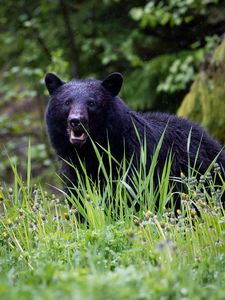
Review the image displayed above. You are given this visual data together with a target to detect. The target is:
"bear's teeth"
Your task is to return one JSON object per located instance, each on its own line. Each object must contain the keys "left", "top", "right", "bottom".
{"left": 70, "top": 130, "right": 76, "bottom": 139}
{"left": 70, "top": 130, "right": 85, "bottom": 140}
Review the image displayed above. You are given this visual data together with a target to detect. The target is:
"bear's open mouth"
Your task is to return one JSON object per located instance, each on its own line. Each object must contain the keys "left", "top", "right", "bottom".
{"left": 69, "top": 129, "right": 87, "bottom": 146}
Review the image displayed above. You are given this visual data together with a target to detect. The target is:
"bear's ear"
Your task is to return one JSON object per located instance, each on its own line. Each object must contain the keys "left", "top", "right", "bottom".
{"left": 45, "top": 73, "right": 64, "bottom": 95}
{"left": 101, "top": 72, "right": 123, "bottom": 96}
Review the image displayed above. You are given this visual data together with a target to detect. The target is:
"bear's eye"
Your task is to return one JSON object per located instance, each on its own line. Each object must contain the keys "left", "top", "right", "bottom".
{"left": 88, "top": 100, "right": 96, "bottom": 107}
{"left": 65, "top": 99, "right": 71, "bottom": 106}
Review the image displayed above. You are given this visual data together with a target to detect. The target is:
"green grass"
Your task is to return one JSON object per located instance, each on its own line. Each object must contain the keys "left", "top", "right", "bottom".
{"left": 0, "top": 143, "right": 225, "bottom": 300}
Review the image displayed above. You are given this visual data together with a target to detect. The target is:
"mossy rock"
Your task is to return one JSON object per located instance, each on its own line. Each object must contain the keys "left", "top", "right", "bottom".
{"left": 177, "top": 38, "right": 225, "bottom": 144}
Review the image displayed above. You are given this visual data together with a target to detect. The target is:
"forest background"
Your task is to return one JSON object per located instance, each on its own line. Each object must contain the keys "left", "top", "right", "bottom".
{"left": 0, "top": 0, "right": 225, "bottom": 187}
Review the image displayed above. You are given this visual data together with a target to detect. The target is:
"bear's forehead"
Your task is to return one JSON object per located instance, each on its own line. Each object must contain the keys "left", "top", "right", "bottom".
{"left": 57, "top": 80, "right": 102, "bottom": 98}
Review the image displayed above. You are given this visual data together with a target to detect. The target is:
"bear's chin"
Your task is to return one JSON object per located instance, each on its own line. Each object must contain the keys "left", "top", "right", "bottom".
{"left": 69, "top": 130, "right": 87, "bottom": 147}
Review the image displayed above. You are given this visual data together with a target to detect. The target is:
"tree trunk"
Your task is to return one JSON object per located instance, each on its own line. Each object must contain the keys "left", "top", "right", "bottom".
{"left": 59, "top": 0, "right": 79, "bottom": 78}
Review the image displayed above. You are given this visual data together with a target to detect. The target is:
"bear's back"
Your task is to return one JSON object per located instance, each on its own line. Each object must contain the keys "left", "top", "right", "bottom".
{"left": 142, "top": 111, "right": 225, "bottom": 173}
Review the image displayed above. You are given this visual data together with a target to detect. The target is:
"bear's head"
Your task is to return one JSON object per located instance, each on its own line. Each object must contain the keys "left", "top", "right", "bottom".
{"left": 45, "top": 73, "right": 123, "bottom": 148}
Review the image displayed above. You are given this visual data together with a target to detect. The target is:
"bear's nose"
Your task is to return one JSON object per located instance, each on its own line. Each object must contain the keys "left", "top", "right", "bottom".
{"left": 69, "top": 118, "right": 81, "bottom": 128}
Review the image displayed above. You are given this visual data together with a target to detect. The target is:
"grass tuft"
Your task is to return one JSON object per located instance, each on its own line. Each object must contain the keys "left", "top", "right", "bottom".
{"left": 0, "top": 142, "right": 224, "bottom": 299}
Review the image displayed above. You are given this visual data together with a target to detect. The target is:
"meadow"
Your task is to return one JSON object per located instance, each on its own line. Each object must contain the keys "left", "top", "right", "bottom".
{"left": 0, "top": 143, "right": 224, "bottom": 300}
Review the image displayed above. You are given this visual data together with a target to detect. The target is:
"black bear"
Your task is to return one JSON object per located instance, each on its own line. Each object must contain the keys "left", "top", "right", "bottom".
{"left": 45, "top": 72, "right": 225, "bottom": 208}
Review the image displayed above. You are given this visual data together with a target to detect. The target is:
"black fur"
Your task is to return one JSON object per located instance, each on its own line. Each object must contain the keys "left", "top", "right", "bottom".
{"left": 45, "top": 73, "right": 225, "bottom": 205}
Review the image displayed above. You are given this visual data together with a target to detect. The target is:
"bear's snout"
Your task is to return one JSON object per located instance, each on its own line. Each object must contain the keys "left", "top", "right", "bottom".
{"left": 67, "top": 115, "right": 89, "bottom": 147}
{"left": 69, "top": 117, "right": 87, "bottom": 129}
